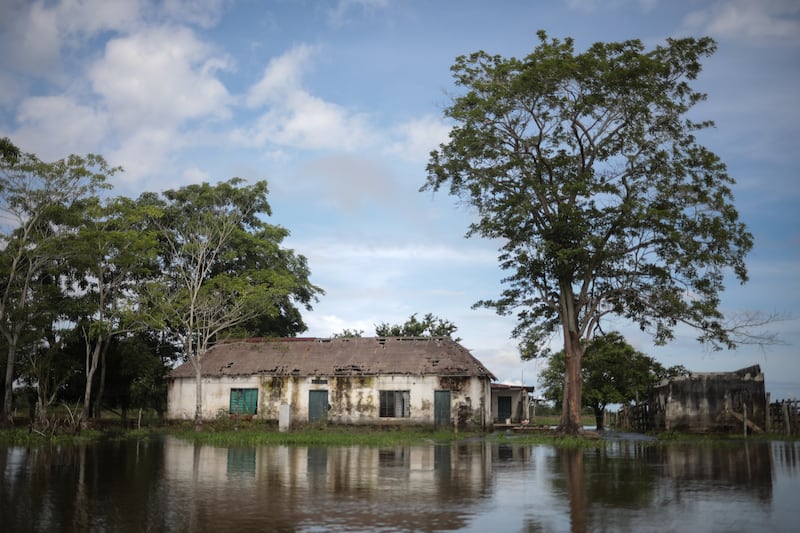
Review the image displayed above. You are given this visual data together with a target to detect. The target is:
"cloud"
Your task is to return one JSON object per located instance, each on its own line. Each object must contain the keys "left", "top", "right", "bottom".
{"left": 296, "top": 155, "right": 396, "bottom": 213}
{"left": 89, "top": 26, "right": 232, "bottom": 131}
{"left": 239, "top": 45, "right": 376, "bottom": 152}
{"left": 682, "top": 0, "right": 800, "bottom": 44}
{"left": 565, "top": 0, "right": 657, "bottom": 13}
{"left": 12, "top": 96, "right": 110, "bottom": 160}
{"left": 327, "top": 0, "right": 390, "bottom": 27}
{"left": 160, "top": 0, "right": 227, "bottom": 29}
{"left": 387, "top": 115, "right": 451, "bottom": 162}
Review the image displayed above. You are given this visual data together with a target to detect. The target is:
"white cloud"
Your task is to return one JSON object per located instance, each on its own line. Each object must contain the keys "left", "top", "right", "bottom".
{"left": 89, "top": 26, "right": 232, "bottom": 131}
{"left": 0, "top": 0, "right": 62, "bottom": 81}
{"left": 246, "top": 44, "right": 314, "bottom": 108}
{"left": 239, "top": 45, "right": 377, "bottom": 152}
{"left": 387, "top": 115, "right": 451, "bottom": 162}
{"left": 327, "top": 0, "right": 390, "bottom": 27}
{"left": 13, "top": 96, "right": 110, "bottom": 160}
{"left": 182, "top": 166, "right": 211, "bottom": 184}
{"left": 682, "top": 0, "right": 800, "bottom": 44}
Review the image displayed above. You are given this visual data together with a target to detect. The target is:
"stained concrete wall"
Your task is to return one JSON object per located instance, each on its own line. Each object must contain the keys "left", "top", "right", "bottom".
{"left": 650, "top": 365, "right": 766, "bottom": 433}
{"left": 168, "top": 373, "right": 491, "bottom": 428}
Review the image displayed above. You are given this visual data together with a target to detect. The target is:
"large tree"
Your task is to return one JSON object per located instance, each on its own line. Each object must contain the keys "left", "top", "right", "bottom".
{"left": 142, "top": 178, "right": 322, "bottom": 428}
{"left": 423, "top": 32, "right": 753, "bottom": 434}
{"left": 0, "top": 150, "right": 111, "bottom": 424}
{"left": 64, "top": 195, "right": 160, "bottom": 427}
{"left": 539, "top": 332, "right": 687, "bottom": 430}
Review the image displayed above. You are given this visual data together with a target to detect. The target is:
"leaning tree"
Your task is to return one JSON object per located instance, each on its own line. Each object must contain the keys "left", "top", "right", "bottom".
{"left": 423, "top": 32, "right": 754, "bottom": 434}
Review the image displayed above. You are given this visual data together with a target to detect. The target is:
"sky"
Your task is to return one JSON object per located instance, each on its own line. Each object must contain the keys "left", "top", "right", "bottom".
{"left": 1, "top": 0, "right": 798, "bottom": 399}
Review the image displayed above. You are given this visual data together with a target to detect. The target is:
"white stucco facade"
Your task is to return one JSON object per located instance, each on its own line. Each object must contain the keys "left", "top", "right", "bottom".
{"left": 168, "top": 373, "right": 492, "bottom": 429}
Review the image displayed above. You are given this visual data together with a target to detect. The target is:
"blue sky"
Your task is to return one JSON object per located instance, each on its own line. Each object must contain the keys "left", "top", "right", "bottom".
{"left": 1, "top": 0, "right": 798, "bottom": 399}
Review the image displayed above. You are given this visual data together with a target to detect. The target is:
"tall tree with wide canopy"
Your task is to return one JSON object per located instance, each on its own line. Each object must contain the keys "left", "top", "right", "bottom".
{"left": 142, "top": 178, "right": 322, "bottom": 428}
{"left": 0, "top": 150, "right": 111, "bottom": 424}
{"left": 64, "top": 195, "right": 161, "bottom": 427}
{"left": 423, "top": 32, "right": 753, "bottom": 434}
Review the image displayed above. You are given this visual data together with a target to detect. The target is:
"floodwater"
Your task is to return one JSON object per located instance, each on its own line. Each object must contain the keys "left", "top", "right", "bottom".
{"left": 2, "top": 434, "right": 799, "bottom": 532}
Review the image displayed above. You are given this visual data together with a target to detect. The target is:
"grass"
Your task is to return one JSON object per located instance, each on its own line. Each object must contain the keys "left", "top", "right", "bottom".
{"left": 2, "top": 413, "right": 795, "bottom": 448}
{"left": 0, "top": 427, "right": 104, "bottom": 447}
{"left": 168, "top": 420, "right": 484, "bottom": 447}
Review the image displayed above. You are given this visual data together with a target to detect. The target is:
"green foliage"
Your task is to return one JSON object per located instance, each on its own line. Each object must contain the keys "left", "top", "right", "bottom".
{"left": 171, "top": 424, "right": 475, "bottom": 447}
{"left": 142, "top": 178, "right": 323, "bottom": 352}
{"left": 332, "top": 329, "right": 364, "bottom": 338}
{"left": 423, "top": 32, "right": 753, "bottom": 432}
{"left": 539, "top": 333, "right": 685, "bottom": 412}
{"left": 375, "top": 313, "right": 460, "bottom": 340}
{"left": 1, "top": 149, "right": 115, "bottom": 423}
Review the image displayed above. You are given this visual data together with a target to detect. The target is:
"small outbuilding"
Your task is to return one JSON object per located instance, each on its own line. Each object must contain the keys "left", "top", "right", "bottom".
{"left": 649, "top": 364, "right": 766, "bottom": 433}
{"left": 167, "top": 337, "right": 497, "bottom": 429}
{"left": 490, "top": 383, "right": 534, "bottom": 425}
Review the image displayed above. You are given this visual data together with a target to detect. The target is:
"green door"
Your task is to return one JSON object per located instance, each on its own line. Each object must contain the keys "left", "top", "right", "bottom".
{"left": 309, "top": 390, "right": 329, "bottom": 422}
{"left": 434, "top": 390, "right": 451, "bottom": 428}
{"left": 230, "top": 388, "right": 258, "bottom": 415}
{"left": 497, "top": 396, "right": 512, "bottom": 422}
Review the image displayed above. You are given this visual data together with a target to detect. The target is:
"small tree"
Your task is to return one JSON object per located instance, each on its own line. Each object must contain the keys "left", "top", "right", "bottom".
{"left": 375, "top": 313, "right": 460, "bottom": 340}
{"left": 539, "top": 332, "right": 686, "bottom": 430}
{"left": 424, "top": 32, "right": 756, "bottom": 434}
{"left": 332, "top": 329, "right": 364, "bottom": 338}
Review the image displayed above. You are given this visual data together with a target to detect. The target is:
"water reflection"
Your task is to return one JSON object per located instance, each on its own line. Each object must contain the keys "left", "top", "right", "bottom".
{"left": 2, "top": 437, "right": 798, "bottom": 532}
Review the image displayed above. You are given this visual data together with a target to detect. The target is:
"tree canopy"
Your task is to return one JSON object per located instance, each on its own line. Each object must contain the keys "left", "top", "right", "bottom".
{"left": 1, "top": 143, "right": 324, "bottom": 429}
{"left": 423, "top": 32, "right": 753, "bottom": 434}
{"left": 141, "top": 178, "right": 323, "bottom": 427}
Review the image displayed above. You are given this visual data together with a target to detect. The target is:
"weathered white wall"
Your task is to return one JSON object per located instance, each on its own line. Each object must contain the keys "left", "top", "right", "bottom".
{"left": 168, "top": 373, "right": 492, "bottom": 428}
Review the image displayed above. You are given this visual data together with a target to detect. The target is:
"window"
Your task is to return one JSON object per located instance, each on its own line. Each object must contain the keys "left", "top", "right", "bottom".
{"left": 230, "top": 388, "right": 258, "bottom": 415}
{"left": 379, "top": 390, "right": 410, "bottom": 418}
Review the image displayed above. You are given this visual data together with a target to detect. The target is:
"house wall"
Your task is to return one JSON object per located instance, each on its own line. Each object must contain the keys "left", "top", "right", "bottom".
{"left": 168, "top": 373, "right": 492, "bottom": 428}
{"left": 650, "top": 368, "right": 766, "bottom": 433}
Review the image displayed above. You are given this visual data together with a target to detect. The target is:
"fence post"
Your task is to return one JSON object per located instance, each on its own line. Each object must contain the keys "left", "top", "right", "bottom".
{"left": 765, "top": 393, "right": 771, "bottom": 433}
{"left": 743, "top": 402, "right": 747, "bottom": 438}
{"left": 783, "top": 402, "right": 791, "bottom": 436}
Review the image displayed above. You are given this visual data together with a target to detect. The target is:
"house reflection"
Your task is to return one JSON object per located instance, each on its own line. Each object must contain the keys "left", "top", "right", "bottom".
{"left": 161, "top": 437, "right": 496, "bottom": 531}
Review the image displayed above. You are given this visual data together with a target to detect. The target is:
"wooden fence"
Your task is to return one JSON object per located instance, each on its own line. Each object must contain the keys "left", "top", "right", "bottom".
{"left": 611, "top": 403, "right": 652, "bottom": 432}
{"left": 768, "top": 399, "right": 799, "bottom": 435}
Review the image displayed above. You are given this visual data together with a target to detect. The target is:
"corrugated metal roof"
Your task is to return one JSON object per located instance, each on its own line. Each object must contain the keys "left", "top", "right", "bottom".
{"left": 169, "top": 337, "right": 497, "bottom": 380}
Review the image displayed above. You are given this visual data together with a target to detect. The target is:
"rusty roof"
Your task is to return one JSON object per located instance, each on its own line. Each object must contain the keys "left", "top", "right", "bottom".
{"left": 169, "top": 337, "right": 497, "bottom": 380}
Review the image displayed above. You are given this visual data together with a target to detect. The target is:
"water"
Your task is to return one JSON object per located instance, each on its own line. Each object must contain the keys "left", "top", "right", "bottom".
{"left": 2, "top": 434, "right": 798, "bottom": 532}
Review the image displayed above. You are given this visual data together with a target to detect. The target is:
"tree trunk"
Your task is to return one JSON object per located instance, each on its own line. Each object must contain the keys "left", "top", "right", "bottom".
{"left": 560, "top": 342, "right": 584, "bottom": 434}
{"left": 593, "top": 405, "right": 605, "bottom": 431}
{"left": 1, "top": 342, "right": 15, "bottom": 426}
{"left": 81, "top": 341, "right": 102, "bottom": 430}
{"left": 93, "top": 347, "right": 108, "bottom": 420}
{"left": 193, "top": 355, "right": 203, "bottom": 431}
{"left": 558, "top": 284, "right": 585, "bottom": 435}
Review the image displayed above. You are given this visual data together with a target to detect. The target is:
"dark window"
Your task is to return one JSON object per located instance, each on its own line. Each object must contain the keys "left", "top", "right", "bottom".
{"left": 230, "top": 388, "right": 258, "bottom": 415}
{"left": 379, "top": 390, "right": 410, "bottom": 418}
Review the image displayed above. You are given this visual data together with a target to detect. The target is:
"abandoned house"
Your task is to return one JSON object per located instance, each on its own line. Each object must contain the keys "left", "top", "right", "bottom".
{"left": 167, "top": 337, "right": 498, "bottom": 429}
{"left": 649, "top": 364, "right": 767, "bottom": 433}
